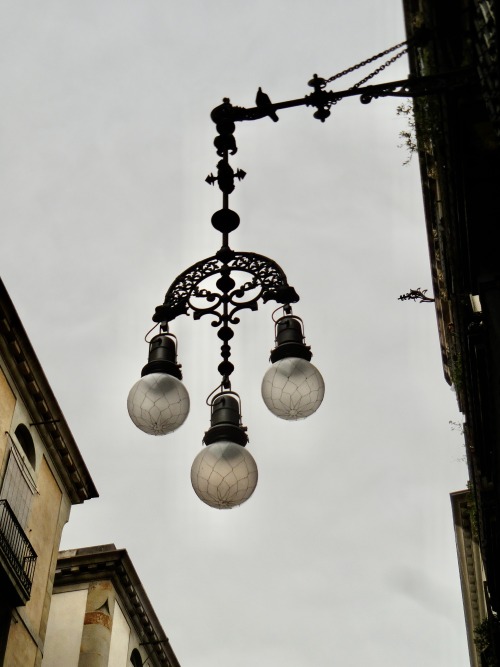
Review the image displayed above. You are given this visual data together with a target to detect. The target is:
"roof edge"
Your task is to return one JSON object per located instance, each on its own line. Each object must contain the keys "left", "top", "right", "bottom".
{"left": 0, "top": 277, "right": 98, "bottom": 503}
{"left": 54, "top": 545, "right": 181, "bottom": 667}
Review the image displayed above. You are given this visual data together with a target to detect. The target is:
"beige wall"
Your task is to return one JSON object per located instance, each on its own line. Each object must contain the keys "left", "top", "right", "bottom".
{"left": 0, "top": 366, "right": 15, "bottom": 471}
{"left": 42, "top": 581, "right": 139, "bottom": 667}
{"left": 79, "top": 580, "right": 116, "bottom": 667}
{"left": 42, "top": 589, "right": 87, "bottom": 667}
{"left": 2, "top": 618, "right": 38, "bottom": 667}
{"left": 108, "top": 600, "right": 130, "bottom": 667}
{"left": 26, "top": 456, "right": 65, "bottom": 632}
{"left": 0, "top": 363, "right": 72, "bottom": 667}
{"left": 43, "top": 586, "right": 149, "bottom": 667}
{"left": 2, "top": 455, "right": 69, "bottom": 667}
{"left": 0, "top": 289, "right": 97, "bottom": 667}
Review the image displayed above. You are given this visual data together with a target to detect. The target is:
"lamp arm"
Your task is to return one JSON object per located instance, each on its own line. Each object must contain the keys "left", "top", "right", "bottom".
{"left": 211, "top": 71, "right": 472, "bottom": 126}
{"left": 207, "top": 70, "right": 472, "bottom": 196}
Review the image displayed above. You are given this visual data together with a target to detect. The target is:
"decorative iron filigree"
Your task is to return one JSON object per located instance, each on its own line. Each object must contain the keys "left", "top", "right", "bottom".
{"left": 154, "top": 251, "right": 298, "bottom": 324}
{"left": 153, "top": 251, "right": 299, "bottom": 384}
{"left": 398, "top": 287, "right": 435, "bottom": 303}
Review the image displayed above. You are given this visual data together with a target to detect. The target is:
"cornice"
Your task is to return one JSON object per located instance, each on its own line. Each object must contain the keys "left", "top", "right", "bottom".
{"left": 451, "top": 490, "right": 486, "bottom": 667}
{"left": 0, "top": 278, "right": 98, "bottom": 504}
{"left": 55, "top": 546, "right": 180, "bottom": 667}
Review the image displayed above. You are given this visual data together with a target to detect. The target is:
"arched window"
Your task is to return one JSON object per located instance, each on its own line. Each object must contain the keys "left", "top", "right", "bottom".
{"left": 14, "top": 424, "right": 36, "bottom": 469}
{"left": 130, "top": 648, "right": 143, "bottom": 667}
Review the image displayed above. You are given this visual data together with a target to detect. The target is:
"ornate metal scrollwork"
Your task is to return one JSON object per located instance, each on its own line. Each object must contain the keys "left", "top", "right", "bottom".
{"left": 153, "top": 251, "right": 299, "bottom": 385}
{"left": 154, "top": 252, "right": 299, "bottom": 325}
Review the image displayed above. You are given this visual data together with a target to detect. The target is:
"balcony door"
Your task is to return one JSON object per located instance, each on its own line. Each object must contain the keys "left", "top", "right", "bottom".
{"left": 1, "top": 435, "right": 37, "bottom": 529}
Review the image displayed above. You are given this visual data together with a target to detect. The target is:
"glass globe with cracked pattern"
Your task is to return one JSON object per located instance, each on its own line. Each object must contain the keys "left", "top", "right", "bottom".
{"left": 261, "top": 356, "right": 325, "bottom": 420}
{"left": 191, "top": 440, "right": 258, "bottom": 509}
{"left": 127, "top": 372, "right": 190, "bottom": 435}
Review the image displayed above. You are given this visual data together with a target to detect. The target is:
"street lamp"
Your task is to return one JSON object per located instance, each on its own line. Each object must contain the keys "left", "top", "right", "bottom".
{"left": 129, "top": 34, "right": 458, "bottom": 508}
{"left": 127, "top": 333, "right": 190, "bottom": 436}
{"left": 191, "top": 392, "right": 257, "bottom": 509}
{"left": 127, "top": 103, "right": 324, "bottom": 509}
{"left": 127, "top": 174, "right": 323, "bottom": 508}
{"left": 262, "top": 311, "right": 325, "bottom": 420}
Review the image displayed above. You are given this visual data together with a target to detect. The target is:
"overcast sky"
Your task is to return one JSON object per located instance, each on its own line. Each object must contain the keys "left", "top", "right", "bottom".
{"left": 0, "top": 2, "right": 470, "bottom": 666}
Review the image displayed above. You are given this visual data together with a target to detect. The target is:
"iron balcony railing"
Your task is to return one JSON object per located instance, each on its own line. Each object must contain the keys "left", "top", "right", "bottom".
{"left": 0, "top": 499, "right": 37, "bottom": 600}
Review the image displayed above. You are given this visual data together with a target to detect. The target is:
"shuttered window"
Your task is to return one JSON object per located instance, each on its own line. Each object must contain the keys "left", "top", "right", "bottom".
{"left": 0, "top": 444, "right": 37, "bottom": 529}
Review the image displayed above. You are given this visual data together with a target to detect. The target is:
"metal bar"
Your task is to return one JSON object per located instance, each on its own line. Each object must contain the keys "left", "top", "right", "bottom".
{"left": 0, "top": 499, "right": 37, "bottom": 597}
{"left": 220, "top": 72, "right": 472, "bottom": 123}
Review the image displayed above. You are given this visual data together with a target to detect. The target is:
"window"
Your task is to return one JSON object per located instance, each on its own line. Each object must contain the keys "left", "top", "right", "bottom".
{"left": 130, "top": 648, "right": 143, "bottom": 666}
{"left": 1, "top": 427, "right": 37, "bottom": 528}
{"left": 14, "top": 424, "right": 36, "bottom": 469}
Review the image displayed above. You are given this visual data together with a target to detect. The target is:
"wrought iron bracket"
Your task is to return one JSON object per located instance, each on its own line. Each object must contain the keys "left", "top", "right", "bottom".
{"left": 211, "top": 70, "right": 471, "bottom": 125}
{"left": 209, "top": 70, "right": 473, "bottom": 169}
{"left": 149, "top": 61, "right": 471, "bottom": 388}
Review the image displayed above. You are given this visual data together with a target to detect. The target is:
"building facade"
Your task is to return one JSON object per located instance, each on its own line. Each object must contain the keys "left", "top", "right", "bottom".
{"left": 402, "top": 0, "right": 500, "bottom": 663}
{"left": 42, "top": 545, "right": 181, "bottom": 667}
{"left": 451, "top": 490, "right": 488, "bottom": 667}
{"left": 0, "top": 278, "right": 98, "bottom": 666}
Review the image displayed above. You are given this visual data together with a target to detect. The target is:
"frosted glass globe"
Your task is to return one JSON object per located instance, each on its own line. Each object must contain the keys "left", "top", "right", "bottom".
{"left": 127, "top": 373, "right": 190, "bottom": 435}
{"left": 191, "top": 440, "right": 258, "bottom": 509}
{"left": 261, "top": 357, "right": 325, "bottom": 420}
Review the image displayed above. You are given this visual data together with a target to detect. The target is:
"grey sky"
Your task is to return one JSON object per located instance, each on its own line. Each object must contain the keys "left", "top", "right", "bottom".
{"left": 0, "top": 2, "right": 469, "bottom": 665}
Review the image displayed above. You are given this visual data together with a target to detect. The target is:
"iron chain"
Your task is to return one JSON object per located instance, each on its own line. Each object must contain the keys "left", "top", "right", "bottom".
{"left": 350, "top": 48, "right": 408, "bottom": 88}
{"left": 325, "top": 40, "right": 408, "bottom": 85}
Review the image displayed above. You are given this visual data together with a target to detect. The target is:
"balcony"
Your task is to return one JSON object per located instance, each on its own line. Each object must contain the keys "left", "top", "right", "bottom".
{"left": 0, "top": 499, "right": 37, "bottom": 605}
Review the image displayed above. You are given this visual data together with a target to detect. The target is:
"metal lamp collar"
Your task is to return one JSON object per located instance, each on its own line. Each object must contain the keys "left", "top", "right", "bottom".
{"left": 203, "top": 393, "right": 249, "bottom": 447}
{"left": 270, "top": 314, "right": 312, "bottom": 363}
{"left": 141, "top": 333, "right": 183, "bottom": 380}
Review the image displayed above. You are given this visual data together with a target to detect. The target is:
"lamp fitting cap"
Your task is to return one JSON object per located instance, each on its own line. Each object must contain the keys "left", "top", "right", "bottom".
{"left": 141, "top": 334, "right": 183, "bottom": 380}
